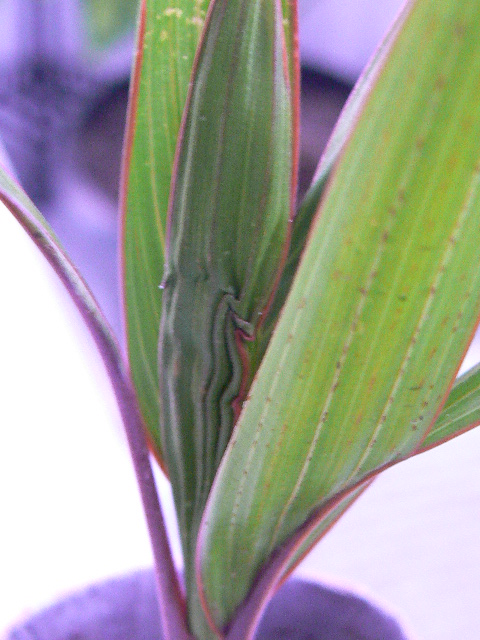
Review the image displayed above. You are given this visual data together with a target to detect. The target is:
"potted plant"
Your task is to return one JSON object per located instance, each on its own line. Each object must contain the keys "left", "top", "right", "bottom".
{"left": 2, "top": 0, "right": 480, "bottom": 638}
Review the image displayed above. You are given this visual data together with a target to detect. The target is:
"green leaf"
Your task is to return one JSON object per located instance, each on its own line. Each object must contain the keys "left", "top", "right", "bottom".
{"left": 121, "top": 0, "right": 209, "bottom": 463}
{"left": 248, "top": 10, "right": 403, "bottom": 376}
{"left": 198, "top": 4, "right": 408, "bottom": 625}
{"left": 198, "top": 0, "right": 480, "bottom": 631}
{"left": 238, "top": 12, "right": 411, "bottom": 600}
{"left": 121, "top": 0, "right": 299, "bottom": 469}
{"left": 157, "top": 0, "right": 293, "bottom": 634}
{"left": 225, "top": 481, "right": 371, "bottom": 640}
{"left": 419, "top": 362, "right": 480, "bottom": 451}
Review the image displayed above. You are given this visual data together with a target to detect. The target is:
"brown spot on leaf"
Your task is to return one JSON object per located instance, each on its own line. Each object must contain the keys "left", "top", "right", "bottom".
{"left": 455, "top": 21, "right": 466, "bottom": 38}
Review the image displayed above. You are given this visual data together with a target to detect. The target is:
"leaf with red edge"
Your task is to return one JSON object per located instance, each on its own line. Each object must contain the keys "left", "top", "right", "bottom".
{"left": 157, "top": 0, "right": 296, "bottom": 634}
{"left": 121, "top": 0, "right": 300, "bottom": 471}
{"left": 198, "top": 1, "right": 480, "bottom": 634}
{"left": 121, "top": 0, "right": 210, "bottom": 464}
{"left": 0, "top": 167, "right": 120, "bottom": 375}
{"left": 418, "top": 363, "right": 480, "bottom": 452}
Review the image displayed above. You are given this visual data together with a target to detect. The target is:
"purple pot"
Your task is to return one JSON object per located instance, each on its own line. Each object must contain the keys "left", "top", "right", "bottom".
{"left": 7, "top": 570, "right": 410, "bottom": 640}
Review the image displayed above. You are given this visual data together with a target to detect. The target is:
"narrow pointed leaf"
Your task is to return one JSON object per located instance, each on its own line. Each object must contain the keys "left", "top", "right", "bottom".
{"left": 235, "top": 11, "right": 412, "bottom": 605}
{"left": 248, "top": 11, "right": 404, "bottom": 374}
{"left": 418, "top": 363, "right": 480, "bottom": 451}
{"left": 198, "top": 0, "right": 480, "bottom": 630}
{"left": 158, "top": 0, "right": 293, "bottom": 632}
{"left": 199, "top": 3, "right": 408, "bottom": 623}
{"left": 121, "top": 0, "right": 299, "bottom": 466}
{"left": 121, "top": 0, "right": 209, "bottom": 462}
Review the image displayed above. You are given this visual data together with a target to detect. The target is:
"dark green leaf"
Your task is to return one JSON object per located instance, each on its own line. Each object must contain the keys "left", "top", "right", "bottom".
{"left": 121, "top": 0, "right": 300, "bottom": 470}
{"left": 121, "top": 0, "right": 209, "bottom": 463}
{"left": 157, "top": 0, "right": 293, "bottom": 634}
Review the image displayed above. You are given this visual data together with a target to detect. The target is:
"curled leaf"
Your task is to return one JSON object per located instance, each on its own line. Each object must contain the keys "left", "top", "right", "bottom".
{"left": 157, "top": 0, "right": 294, "bottom": 633}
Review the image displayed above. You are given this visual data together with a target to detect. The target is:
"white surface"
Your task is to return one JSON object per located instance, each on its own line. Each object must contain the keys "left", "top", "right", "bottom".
{"left": 0, "top": 205, "right": 180, "bottom": 632}
{"left": 297, "top": 430, "right": 480, "bottom": 640}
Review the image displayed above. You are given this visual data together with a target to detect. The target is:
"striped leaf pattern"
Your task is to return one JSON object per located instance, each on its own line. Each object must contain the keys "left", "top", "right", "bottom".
{"left": 121, "top": 0, "right": 298, "bottom": 467}
{"left": 157, "top": 0, "right": 294, "bottom": 633}
{"left": 197, "top": 0, "right": 480, "bottom": 631}
{"left": 247, "top": 10, "right": 403, "bottom": 377}
{"left": 121, "top": 0, "right": 208, "bottom": 462}
{"left": 421, "top": 363, "right": 480, "bottom": 451}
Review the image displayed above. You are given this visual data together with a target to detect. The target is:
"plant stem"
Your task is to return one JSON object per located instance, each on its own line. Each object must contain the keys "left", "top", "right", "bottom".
{"left": 113, "top": 366, "right": 192, "bottom": 640}
{"left": 2, "top": 190, "right": 192, "bottom": 640}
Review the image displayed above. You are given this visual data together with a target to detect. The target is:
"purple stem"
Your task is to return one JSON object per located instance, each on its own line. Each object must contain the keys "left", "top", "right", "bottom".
{"left": 108, "top": 361, "right": 192, "bottom": 640}
{"left": 1, "top": 190, "right": 192, "bottom": 640}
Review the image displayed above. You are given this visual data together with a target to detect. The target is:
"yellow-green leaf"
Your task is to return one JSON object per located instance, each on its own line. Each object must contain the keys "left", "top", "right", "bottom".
{"left": 420, "top": 362, "right": 480, "bottom": 451}
{"left": 198, "top": 0, "right": 480, "bottom": 631}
